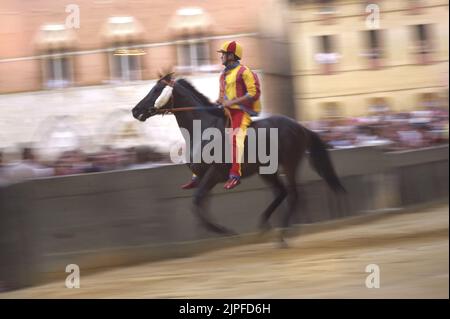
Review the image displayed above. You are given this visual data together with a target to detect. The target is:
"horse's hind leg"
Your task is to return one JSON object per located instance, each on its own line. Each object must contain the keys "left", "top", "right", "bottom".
{"left": 259, "top": 174, "right": 287, "bottom": 233}
{"left": 279, "top": 169, "right": 299, "bottom": 247}
{"left": 193, "top": 166, "right": 236, "bottom": 236}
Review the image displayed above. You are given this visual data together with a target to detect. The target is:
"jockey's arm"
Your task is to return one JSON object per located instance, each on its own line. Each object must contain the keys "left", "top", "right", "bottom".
{"left": 222, "top": 94, "right": 253, "bottom": 108}
{"left": 241, "top": 68, "right": 260, "bottom": 101}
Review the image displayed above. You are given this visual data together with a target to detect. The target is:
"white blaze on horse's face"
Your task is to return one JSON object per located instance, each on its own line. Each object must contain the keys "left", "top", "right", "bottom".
{"left": 154, "top": 85, "right": 173, "bottom": 109}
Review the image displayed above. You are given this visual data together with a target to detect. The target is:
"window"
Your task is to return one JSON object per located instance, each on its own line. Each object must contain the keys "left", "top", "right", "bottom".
{"left": 105, "top": 17, "right": 144, "bottom": 82}
{"left": 317, "top": 0, "right": 336, "bottom": 24}
{"left": 412, "top": 24, "right": 433, "bottom": 64}
{"left": 322, "top": 101, "right": 343, "bottom": 119}
{"left": 363, "top": 30, "right": 384, "bottom": 69}
{"left": 110, "top": 46, "right": 142, "bottom": 82}
{"left": 418, "top": 92, "right": 441, "bottom": 109}
{"left": 318, "top": 0, "right": 335, "bottom": 12}
{"left": 314, "top": 35, "right": 339, "bottom": 74}
{"left": 368, "top": 97, "right": 390, "bottom": 116}
{"left": 37, "top": 24, "right": 75, "bottom": 89}
{"left": 44, "top": 50, "right": 72, "bottom": 88}
{"left": 170, "top": 7, "right": 217, "bottom": 74}
{"left": 408, "top": 0, "right": 425, "bottom": 14}
{"left": 176, "top": 40, "right": 211, "bottom": 73}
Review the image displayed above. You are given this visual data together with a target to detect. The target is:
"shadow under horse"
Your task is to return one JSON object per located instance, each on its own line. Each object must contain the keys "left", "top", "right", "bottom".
{"left": 132, "top": 73, "right": 345, "bottom": 244}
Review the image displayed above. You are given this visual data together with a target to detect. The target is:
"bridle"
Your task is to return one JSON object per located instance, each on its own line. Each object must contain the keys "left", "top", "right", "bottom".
{"left": 151, "top": 77, "right": 232, "bottom": 126}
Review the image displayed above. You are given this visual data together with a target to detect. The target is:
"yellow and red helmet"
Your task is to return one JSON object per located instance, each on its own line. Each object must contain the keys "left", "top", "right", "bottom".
{"left": 217, "top": 41, "right": 243, "bottom": 59}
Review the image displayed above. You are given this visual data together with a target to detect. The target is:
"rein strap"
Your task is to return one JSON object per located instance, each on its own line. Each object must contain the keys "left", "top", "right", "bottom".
{"left": 155, "top": 106, "right": 232, "bottom": 128}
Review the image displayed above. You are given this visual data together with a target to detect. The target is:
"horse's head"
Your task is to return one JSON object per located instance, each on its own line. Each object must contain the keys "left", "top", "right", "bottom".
{"left": 132, "top": 72, "right": 174, "bottom": 122}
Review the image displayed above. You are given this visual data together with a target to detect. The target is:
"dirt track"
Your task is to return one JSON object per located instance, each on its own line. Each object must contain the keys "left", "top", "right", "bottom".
{"left": 2, "top": 205, "right": 448, "bottom": 299}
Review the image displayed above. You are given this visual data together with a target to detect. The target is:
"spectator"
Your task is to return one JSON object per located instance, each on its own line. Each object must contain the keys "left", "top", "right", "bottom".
{"left": 83, "top": 154, "right": 102, "bottom": 173}
{"left": 8, "top": 147, "right": 54, "bottom": 183}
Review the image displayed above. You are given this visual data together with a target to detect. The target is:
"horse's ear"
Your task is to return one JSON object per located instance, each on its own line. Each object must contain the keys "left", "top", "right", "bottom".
{"left": 161, "top": 65, "right": 175, "bottom": 78}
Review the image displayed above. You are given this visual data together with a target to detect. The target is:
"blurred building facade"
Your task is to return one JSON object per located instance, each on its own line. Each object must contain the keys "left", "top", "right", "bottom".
{"left": 0, "top": 0, "right": 448, "bottom": 157}
{"left": 287, "top": 0, "right": 449, "bottom": 120}
{"left": 0, "top": 0, "right": 264, "bottom": 156}
{"left": 0, "top": 0, "right": 263, "bottom": 92}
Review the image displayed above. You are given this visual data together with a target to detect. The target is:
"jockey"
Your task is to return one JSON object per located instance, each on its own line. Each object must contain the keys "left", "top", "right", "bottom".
{"left": 181, "top": 40, "right": 261, "bottom": 190}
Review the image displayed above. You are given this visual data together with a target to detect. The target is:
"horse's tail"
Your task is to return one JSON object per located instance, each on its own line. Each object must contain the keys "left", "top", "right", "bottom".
{"left": 305, "top": 128, "right": 346, "bottom": 194}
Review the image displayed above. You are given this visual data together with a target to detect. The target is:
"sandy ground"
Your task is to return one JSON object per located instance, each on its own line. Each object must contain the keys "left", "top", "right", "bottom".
{"left": 2, "top": 205, "right": 448, "bottom": 299}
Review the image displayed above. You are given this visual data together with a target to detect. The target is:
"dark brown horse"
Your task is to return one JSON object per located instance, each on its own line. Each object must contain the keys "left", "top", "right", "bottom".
{"left": 132, "top": 73, "right": 345, "bottom": 244}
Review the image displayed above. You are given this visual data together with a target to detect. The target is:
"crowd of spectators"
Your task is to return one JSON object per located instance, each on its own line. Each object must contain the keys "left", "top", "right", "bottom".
{"left": 0, "top": 145, "right": 170, "bottom": 186}
{"left": 305, "top": 107, "right": 448, "bottom": 151}
{"left": 1, "top": 106, "right": 448, "bottom": 185}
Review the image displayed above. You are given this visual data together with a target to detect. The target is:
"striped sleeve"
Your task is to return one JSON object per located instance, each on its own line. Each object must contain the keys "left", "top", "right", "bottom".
{"left": 242, "top": 68, "right": 260, "bottom": 101}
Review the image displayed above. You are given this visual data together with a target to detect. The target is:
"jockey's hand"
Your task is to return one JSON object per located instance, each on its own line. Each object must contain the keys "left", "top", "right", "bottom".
{"left": 221, "top": 100, "right": 234, "bottom": 108}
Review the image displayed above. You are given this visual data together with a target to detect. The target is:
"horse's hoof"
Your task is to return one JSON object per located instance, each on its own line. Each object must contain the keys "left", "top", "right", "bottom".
{"left": 278, "top": 237, "right": 289, "bottom": 249}
{"left": 202, "top": 221, "right": 237, "bottom": 237}
{"left": 218, "top": 226, "right": 238, "bottom": 237}
{"left": 258, "top": 221, "right": 271, "bottom": 235}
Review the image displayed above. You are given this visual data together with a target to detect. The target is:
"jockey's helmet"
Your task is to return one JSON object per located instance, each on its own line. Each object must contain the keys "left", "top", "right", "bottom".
{"left": 217, "top": 41, "right": 243, "bottom": 60}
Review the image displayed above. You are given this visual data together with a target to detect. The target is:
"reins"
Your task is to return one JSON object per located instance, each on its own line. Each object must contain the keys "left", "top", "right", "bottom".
{"left": 155, "top": 79, "right": 233, "bottom": 127}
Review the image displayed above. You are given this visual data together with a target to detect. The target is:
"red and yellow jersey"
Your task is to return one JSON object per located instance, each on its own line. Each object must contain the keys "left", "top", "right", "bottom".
{"left": 219, "top": 63, "right": 261, "bottom": 115}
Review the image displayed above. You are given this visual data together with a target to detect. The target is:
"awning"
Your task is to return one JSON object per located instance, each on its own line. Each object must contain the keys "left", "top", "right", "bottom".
{"left": 35, "top": 24, "right": 77, "bottom": 51}
{"left": 101, "top": 16, "right": 144, "bottom": 43}
{"left": 168, "top": 7, "right": 213, "bottom": 37}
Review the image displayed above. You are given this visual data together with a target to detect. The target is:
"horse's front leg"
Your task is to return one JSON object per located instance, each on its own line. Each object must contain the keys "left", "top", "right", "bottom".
{"left": 193, "top": 165, "right": 236, "bottom": 236}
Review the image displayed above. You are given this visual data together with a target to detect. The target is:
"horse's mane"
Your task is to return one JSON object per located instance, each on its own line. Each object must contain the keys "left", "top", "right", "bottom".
{"left": 176, "top": 78, "right": 215, "bottom": 107}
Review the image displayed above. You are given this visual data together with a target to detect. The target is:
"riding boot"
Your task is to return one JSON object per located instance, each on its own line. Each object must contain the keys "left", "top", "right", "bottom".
{"left": 224, "top": 175, "right": 241, "bottom": 190}
{"left": 181, "top": 176, "right": 199, "bottom": 190}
